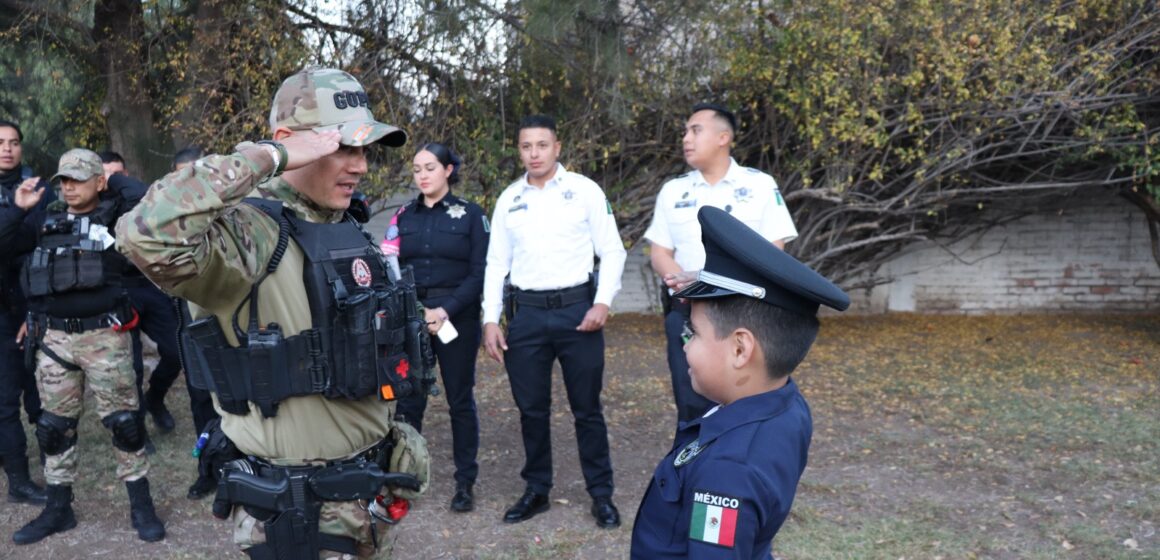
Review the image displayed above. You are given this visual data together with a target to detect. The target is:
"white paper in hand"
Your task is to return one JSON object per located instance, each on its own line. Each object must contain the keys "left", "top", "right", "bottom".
{"left": 436, "top": 319, "right": 459, "bottom": 343}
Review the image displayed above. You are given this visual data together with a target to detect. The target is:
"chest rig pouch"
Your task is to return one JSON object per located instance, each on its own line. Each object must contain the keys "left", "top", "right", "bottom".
{"left": 182, "top": 199, "right": 424, "bottom": 418}
{"left": 22, "top": 213, "right": 121, "bottom": 298}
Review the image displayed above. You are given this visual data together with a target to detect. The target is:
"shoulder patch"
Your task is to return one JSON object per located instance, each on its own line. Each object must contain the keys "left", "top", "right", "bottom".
{"left": 690, "top": 490, "right": 741, "bottom": 548}
{"left": 481, "top": 215, "right": 490, "bottom": 233}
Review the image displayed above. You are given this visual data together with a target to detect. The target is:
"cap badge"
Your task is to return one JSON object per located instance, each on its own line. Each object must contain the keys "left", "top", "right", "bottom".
{"left": 447, "top": 203, "right": 466, "bottom": 219}
{"left": 351, "top": 258, "right": 373, "bottom": 287}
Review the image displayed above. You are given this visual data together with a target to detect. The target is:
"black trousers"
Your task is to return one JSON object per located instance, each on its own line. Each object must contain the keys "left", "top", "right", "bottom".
{"left": 395, "top": 300, "right": 481, "bottom": 486}
{"left": 504, "top": 300, "right": 613, "bottom": 498}
{"left": 665, "top": 306, "right": 715, "bottom": 425}
{"left": 128, "top": 282, "right": 183, "bottom": 411}
{"left": 0, "top": 310, "right": 38, "bottom": 461}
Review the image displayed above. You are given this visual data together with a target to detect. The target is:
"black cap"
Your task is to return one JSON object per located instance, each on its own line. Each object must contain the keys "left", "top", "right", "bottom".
{"left": 674, "top": 206, "right": 850, "bottom": 315}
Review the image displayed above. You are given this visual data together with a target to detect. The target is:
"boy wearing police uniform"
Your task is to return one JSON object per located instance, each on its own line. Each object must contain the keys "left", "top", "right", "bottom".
{"left": 631, "top": 206, "right": 849, "bottom": 558}
{"left": 645, "top": 103, "right": 797, "bottom": 425}
{"left": 13, "top": 149, "right": 164, "bottom": 545}
{"left": 117, "top": 67, "right": 429, "bottom": 560}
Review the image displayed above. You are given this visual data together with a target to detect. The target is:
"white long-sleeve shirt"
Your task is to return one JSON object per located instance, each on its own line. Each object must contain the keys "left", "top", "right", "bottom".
{"left": 482, "top": 164, "right": 627, "bottom": 324}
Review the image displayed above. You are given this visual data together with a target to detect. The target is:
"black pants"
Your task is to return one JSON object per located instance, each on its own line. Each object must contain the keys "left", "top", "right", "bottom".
{"left": 128, "top": 282, "right": 183, "bottom": 412}
{"left": 504, "top": 300, "right": 613, "bottom": 498}
{"left": 0, "top": 310, "right": 38, "bottom": 461}
{"left": 665, "top": 306, "right": 715, "bottom": 425}
{"left": 395, "top": 300, "right": 481, "bottom": 486}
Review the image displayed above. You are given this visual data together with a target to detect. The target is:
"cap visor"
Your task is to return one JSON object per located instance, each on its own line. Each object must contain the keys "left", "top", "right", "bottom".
{"left": 320, "top": 121, "right": 407, "bottom": 148}
{"left": 50, "top": 170, "right": 95, "bottom": 183}
{"left": 673, "top": 280, "right": 742, "bottom": 300}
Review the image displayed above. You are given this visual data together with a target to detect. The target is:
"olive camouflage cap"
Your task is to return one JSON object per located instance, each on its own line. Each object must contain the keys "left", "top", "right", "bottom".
{"left": 269, "top": 67, "right": 407, "bottom": 148}
{"left": 50, "top": 148, "right": 104, "bottom": 183}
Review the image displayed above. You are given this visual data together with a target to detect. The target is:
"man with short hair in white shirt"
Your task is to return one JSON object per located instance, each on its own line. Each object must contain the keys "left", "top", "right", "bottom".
{"left": 645, "top": 103, "right": 798, "bottom": 425}
{"left": 482, "top": 114, "right": 627, "bottom": 529}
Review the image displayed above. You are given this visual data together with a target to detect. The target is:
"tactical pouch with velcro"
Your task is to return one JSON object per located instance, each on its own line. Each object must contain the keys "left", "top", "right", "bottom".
{"left": 387, "top": 421, "right": 429, "bottom": 501}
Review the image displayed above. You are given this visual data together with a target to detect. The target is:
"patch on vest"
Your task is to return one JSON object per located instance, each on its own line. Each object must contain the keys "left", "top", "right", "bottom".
{"left": 351, "top": 258, "right": 373, "bottom": 287}
{"left": 690, "top": 490, "right": 740, "bottom": 548}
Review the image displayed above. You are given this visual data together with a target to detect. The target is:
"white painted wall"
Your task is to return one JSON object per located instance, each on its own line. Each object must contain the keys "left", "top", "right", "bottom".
{"left": 368, "top": 189, "right": 1160, "bottom": 315}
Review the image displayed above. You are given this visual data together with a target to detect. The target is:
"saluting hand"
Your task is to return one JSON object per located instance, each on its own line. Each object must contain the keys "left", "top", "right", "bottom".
{"left": 14, "top": 177, "right": 45, "bottom": 211}
{"left": 277, "top": 130, "right": 343, "bottom": 171}
{"left": 576, "top": 303, "right": 610, "bottom": 332}
{"left": 483, "top": 322, "right": 507, "bottom": 364}
{"left": 663, "top": 270, "right": 699, "bottom": 293}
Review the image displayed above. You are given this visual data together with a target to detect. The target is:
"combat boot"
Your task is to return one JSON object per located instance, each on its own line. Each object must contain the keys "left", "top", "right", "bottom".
{"left": 4, "top": 455, "right": 47, "bottom": 505}
{"left": 13, "top": 484, "right": 76, "bottom": 544}
{"left": 126, "top": 477, "right": 165, "bottom": 542}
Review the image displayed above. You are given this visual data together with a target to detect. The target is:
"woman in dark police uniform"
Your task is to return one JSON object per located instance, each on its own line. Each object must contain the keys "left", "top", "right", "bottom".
{"left": 383, "top": 143, "right": 488, "bottom": 513}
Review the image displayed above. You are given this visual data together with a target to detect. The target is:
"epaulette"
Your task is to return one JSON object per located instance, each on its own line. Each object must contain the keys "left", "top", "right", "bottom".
{"left": 744, "top": 167, "right": 760, "bottom": 174}
{"left": 678, "top": 171, "right": 693, "bottom": 178}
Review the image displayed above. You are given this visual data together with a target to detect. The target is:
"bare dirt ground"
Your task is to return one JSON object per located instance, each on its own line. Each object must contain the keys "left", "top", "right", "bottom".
{"left": 1, "top": 313, "right": 1157, "bottom": 559}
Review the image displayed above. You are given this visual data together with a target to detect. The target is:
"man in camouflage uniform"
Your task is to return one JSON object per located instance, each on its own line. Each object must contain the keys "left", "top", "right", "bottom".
{"left": 13, "top": 149, "right": 165, "bottom": 545}
{"left": 117, "top": 67, "right": 429, "bottom": 560}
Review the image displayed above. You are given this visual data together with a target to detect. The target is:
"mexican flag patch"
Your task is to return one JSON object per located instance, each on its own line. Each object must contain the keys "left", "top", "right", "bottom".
{"left": 689, "top": 490, "right": 740, "bottom": 548}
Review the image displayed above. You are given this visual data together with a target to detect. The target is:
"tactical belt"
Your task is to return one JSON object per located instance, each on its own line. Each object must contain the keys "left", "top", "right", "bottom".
{"left": 668, "top": 294, "right": 691, "bottom": 315}
{"left": 415, "top": 286, "right": 457, "bottom": 300}
{"left": 215, "top": 439, "right": 420, "bottom": 560}
{"left": 38, "top": 311, "right": 124, "bottom": 334}
{"left": 514, "top": 281, "right": 592, "bottom": 309}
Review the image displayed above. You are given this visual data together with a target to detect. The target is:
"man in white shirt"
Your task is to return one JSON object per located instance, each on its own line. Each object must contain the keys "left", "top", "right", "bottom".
{"left": 482, "top": 114, "right": 627, "bottom": 528}
{"left": 644, "top": 103, "right": 798, "bottom": 425}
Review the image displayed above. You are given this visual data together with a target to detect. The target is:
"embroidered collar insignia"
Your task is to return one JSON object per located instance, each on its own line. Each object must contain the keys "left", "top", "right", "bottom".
{"left": 674, "top": 438, "right": 706, "bottom": 467}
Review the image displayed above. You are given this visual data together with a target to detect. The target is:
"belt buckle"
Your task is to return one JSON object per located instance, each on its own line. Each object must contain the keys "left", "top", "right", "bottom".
{"left": 66, "top": 318, "right": 82, "bottom": 333}
{"left": 546, "top": 292, "right": 563, "bottom": 309}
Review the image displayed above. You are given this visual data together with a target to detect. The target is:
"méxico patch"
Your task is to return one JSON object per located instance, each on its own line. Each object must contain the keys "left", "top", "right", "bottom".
{"left": 689, "top": 490, "right": 741, "bottom": 548}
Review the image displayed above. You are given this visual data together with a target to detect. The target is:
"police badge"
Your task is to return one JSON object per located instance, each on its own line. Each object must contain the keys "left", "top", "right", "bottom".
{"left": 447, "top": 203, "right": 467, "bottom": 219}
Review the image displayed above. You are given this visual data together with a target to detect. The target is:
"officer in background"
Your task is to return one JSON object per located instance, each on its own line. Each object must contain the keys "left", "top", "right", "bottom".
{"left": 644, "top": 103, "right": 798, "bottom": 426}
{"left": 13, "top": 149, "right": 165, "bottom": 545}
{"left": 97, "top": 150, "right": 183, "bottom": 438}
{"left": 386, "top": 142, "right": 488, "bottom": 513}
{"left": 482, "top": 114, "right": 627, "bottom": 528}
{"left": 172, "top": 146, "right": 203, "bottom": 172}
{"left": 164, "top": 147, "right": 221, "bottom": 500}
{"left": 117, "top": 67, "right": 429, "bottom": 559}
{"left": 631, "top": 206, "right": 849, "bottom": 558}
{"left": 0, "top": 119, "right": 51, "bottom": 506}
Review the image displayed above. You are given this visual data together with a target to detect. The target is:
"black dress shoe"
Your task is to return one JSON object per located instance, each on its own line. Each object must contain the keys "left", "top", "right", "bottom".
{"left": 450, "top": 483, "right": 474, "bottom": 513}
{"left": 503, "top": 490, "right": 549, "bottom": 523}
{"left": 591, "top": 496, "right": 620, "bottom": 528}
{"left": 145, "top": 395, "right": 176, "bottom": 434}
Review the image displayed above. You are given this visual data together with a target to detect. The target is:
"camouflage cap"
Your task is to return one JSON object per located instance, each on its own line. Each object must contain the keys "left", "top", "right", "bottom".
{"left": 269, "top": 67, "right": 407, "bottom": 148}
{"left": 50, "top": 148, "right": 104, "bottom": 183}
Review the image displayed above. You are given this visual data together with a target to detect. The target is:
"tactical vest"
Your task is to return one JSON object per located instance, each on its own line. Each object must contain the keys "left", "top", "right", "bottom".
{"left": 22, "top": 210, "right": 125, "bottom": 317}
{"left": 182, "top": 199, "right": 433, "bottom": 419}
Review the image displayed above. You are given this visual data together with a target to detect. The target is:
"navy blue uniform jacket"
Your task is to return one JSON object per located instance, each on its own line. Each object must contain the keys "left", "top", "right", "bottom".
{"left": 631, "top": 378, "right": 812, "bottom": 559}
{"left": 392, "top": 192, "right": 488, "bottom": 318}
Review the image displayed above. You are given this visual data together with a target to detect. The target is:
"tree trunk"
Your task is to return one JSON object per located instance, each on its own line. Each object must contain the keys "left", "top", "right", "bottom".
{"left": 94, "top": 0, "right": 170, "bottom": 181}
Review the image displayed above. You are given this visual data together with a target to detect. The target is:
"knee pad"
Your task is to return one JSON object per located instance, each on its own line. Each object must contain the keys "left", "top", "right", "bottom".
{"left": 102, "top": 410, "right": 146, "bottom": 452}
{"left": 35, "top": 412, "right": 79, "bottom": 456}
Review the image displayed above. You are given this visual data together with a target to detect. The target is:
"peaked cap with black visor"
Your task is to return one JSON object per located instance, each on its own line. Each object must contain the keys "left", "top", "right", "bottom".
{"left": 674, "top": 206, "right": 850, "bottom": 315}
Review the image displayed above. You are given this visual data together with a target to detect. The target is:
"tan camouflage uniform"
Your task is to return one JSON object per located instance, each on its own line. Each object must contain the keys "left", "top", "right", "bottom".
{"left": 36, "top": 328, "right": 147, "bottom": 485}
{"left": 116, "top": 68, "right": 426, "bottom": 559}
